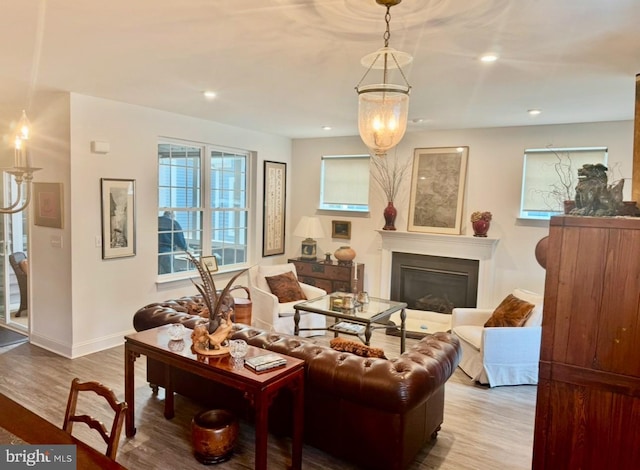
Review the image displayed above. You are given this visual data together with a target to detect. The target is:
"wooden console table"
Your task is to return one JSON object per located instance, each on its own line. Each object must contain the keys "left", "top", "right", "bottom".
{"left": 288, "top": 257, "right": 364, "bottom": 293}
{"left": 124, "top": 325, "right": 305, "bottom": 470}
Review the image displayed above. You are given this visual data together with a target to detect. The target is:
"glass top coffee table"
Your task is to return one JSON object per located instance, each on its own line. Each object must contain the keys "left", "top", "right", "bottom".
{"left": 293, "top": 294, "right": 407, "bottom": 353}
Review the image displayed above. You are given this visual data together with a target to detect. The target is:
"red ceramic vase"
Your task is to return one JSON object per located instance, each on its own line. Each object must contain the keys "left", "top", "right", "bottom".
{"left": 383, "top": 202, "right": 397, "bottom": 231}
{"left": 472, "top": 219, "right": 490, "bottom": 237}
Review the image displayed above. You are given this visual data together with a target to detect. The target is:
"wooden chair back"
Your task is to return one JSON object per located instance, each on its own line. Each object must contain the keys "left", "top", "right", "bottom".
{"left": 62, "top": 378, "right": 128, "bottom": 460}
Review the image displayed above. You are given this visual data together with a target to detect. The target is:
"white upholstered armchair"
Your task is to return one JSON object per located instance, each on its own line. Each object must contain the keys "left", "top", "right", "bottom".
{"left": 248, "top": 263, "right": 327, "bottom": 337}
{"left": 451, "top": 288, "right": 544, "bottom": 387}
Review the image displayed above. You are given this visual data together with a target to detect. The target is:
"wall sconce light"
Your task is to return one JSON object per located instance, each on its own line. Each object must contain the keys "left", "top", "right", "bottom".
{"left": 2, "top": 110, "right": 41, "bottom": 214}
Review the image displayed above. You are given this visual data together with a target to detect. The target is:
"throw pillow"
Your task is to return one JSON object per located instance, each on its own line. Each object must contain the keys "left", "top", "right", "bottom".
{"left": 265, "top": 271, "right": 307, "bottom": 303}
{"left": 257, "top": 263, "right": 298, "bottom": 292}
{"left": 484, "top": 294, "right": 535, "bottom": 328}
{"left": 329, "top": 337, "right": 386, "bottom": 359}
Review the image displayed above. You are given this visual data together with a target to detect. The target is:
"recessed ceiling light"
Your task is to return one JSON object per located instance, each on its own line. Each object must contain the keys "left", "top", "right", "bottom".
{"left": 410, "top": 118, "right": 433, "bottom": 125}
{"left": 203, "top": 91, "right": 217, "bottom": 99}
{"left": 528, "top": 109, "right": 542, "bottom": 116}
{"left": 480, "top": 53, "right": 499, "bottom": 63}
{"left": 321, "top": 126, "right": 332, "bottom": 131}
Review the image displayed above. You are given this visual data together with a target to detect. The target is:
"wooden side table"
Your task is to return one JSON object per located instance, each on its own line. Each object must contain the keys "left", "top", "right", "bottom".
{"left": 288, "top": 257, "right": 364, "bottom": 293}
{"left": 125, "top": 326, "right": 305, "bottom": 470}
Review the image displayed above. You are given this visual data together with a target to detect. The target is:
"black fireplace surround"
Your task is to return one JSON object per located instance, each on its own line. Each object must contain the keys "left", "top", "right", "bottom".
{"left": 390, "top": 252, "right": 479, "bottom": 313}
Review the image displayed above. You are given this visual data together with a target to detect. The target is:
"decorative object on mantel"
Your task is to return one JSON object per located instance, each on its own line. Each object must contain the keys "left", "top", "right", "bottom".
{"left": 334, "top": 246, "right": 356, "bottom": 265}
{"left": 324, "top": 252, "right": 333, "bottom": 264}
{"left": 370, "top": 152, "right": 411, "bottom": 231}
{"left": 471, "top": 211, "right": 492, "bottom": 237}
{"left": 187, "top": 252, "right": 247, "bottom": 356}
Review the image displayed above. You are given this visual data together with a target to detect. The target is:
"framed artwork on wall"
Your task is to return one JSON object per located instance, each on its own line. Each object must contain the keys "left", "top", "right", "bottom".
{"left": 262, "top": 161, "right": 287, "bottom": 257}
{"left": 408, "top": 147, "right": 468, "bottom": 235}
{"left": 33, "top": 182, "right": 64, "bottom": 229}
{"left": 331, "top": 220, "right": 351, "bottom": 239}
{"left": 101, "top": 178, "right": 136, "bottom": 259}
{"left": 200, "top": 255, "right": 219, "bottom": 273}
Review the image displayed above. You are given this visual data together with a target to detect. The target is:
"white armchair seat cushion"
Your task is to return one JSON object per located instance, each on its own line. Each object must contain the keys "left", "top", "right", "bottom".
{"left": 451, "top": 325, "right": 482, "bottom": 351}
{"left": 277, "top": 301, "right": 300, "bottom": 318}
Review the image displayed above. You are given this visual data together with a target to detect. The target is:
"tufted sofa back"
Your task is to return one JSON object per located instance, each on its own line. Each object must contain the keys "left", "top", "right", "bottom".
{"left": 133, "top": 295, "right": 462, "bottom": 470}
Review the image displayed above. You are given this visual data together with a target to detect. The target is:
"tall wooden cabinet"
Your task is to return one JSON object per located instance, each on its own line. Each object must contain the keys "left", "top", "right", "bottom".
{"left": 532, "top": 216, "right": 640, "bottom": 469}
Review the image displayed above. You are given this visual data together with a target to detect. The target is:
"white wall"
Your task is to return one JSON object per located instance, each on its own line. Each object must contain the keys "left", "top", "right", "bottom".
{"left": 31, "top": 93, "right": 292, "bottom": 358}
{"left": 29, "top": 92, "right": 73, "bottom": 354}
{"left": 26, "top": 91, "right": 635, "bottom": 358}
{"left": 290, "top": 120, "right": 634, "bottom": 306}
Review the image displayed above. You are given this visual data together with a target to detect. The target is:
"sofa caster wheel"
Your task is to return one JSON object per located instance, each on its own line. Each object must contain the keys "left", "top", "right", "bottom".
{"left": 431, "top": 425, "right": 441, "bottom": 440}
{"left": 150, "top": 384, "right": 159, "bottom": 394}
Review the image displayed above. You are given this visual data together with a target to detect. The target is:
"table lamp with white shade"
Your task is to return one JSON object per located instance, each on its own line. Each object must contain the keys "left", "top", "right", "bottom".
{"left": 293, "top": 216, "right": 325, "bottom": 260}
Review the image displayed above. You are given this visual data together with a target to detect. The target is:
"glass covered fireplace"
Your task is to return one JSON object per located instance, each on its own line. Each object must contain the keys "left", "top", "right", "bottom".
{"left": 390, "top": 252, "right": 479, "bottom": 313}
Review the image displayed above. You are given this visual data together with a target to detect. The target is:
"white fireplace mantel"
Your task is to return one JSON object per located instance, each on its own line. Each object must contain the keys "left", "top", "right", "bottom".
{"left": 377, "top": 230, "right": 500, "bottom": 308}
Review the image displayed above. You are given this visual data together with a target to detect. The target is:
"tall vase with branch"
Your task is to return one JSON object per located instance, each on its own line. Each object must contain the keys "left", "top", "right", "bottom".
{"left": 370, "top": 153, "right": 411, "bottom": 230}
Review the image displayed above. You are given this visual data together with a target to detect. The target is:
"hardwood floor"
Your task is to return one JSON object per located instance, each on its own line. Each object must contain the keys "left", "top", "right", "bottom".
{"left": 0, "top": 330, "right": 537, "bottom": 469}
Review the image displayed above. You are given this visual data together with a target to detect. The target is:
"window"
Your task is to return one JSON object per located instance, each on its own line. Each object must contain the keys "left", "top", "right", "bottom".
{"left": 520, "top": 147, "right": 607, "bottom": 220}
{"left": 319, "top": 155, "right": 370, "bottom": 212}
{"left": 158, "top": 141, "right": 249, "bottom": 276}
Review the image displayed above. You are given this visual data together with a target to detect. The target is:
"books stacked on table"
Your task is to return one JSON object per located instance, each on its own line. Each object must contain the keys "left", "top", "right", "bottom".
{"left": 333, "top": 321, "right": 365, "bottom": 334}
{"left": 244, "top": 353, "right": 287, "bottom": 373}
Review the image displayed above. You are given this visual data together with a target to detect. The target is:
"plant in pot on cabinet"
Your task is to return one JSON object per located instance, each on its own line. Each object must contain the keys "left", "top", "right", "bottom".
{"left": 370, "top": 153, "right": 411, "bottom": 230}
{"left": 531, "top": 149, "right": 577, "bottom": 214}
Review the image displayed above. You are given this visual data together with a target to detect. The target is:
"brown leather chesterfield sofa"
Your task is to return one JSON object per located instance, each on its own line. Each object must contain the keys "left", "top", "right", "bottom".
{"left": 134, "top": 295, "right": 461, "bottom": 470}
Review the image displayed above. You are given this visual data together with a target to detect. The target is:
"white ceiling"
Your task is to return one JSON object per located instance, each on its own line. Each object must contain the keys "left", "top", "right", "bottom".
{"left": 2, "top": 0, "right": 640, "bottom": 139}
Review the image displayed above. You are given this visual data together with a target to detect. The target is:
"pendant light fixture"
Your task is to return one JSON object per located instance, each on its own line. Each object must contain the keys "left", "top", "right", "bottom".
{"left": 356, "top": 0, "right": 412, "bottom": 157}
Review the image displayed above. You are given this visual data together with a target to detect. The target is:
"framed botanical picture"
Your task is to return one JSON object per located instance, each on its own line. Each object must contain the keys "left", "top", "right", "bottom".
{"left": 200, "top": 256, "right": 219, "bottom": 273}
{"left": 408, "top": 147, "right": 469, "bottom": 234}
{"left": 101, "top": 178, "right": 136, "bottom": 259}
{"left": 33, "top": 182, "right": 64, "bottom": 229}
{"left": 262, "top": 161, "right": 287, "bottom": 257}
{"left": 331, "top": 220, "right": 351, "bottom": 239}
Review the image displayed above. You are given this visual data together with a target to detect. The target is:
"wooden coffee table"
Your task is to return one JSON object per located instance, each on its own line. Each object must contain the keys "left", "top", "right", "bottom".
{"left": 293, "top": 294, "right": 408, "bottom": 353}
{"left": 124, "top": 325, "right": 305, "bottom": 470}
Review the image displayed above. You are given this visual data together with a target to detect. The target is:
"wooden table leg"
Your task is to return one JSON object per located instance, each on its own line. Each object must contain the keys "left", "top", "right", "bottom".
{"left": 291, "top": 370, "right": 304, "bottom": 470}
{"left": 253, "top": 392, "right": 268, "bottom": 470}
{"left": 293, "top": 309, "right": 300, "bottom": 336}
{"left": 364, "top": 324, "right": 372, "bottom": 345}
{"left": 124, "top": 345, "right": 137, "bottom": 437}
{"left": 163, "top": 364, "right": 174, "bottom": 419}
{"left": 400, "top": 308, "right": 406, "bottom": 353}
